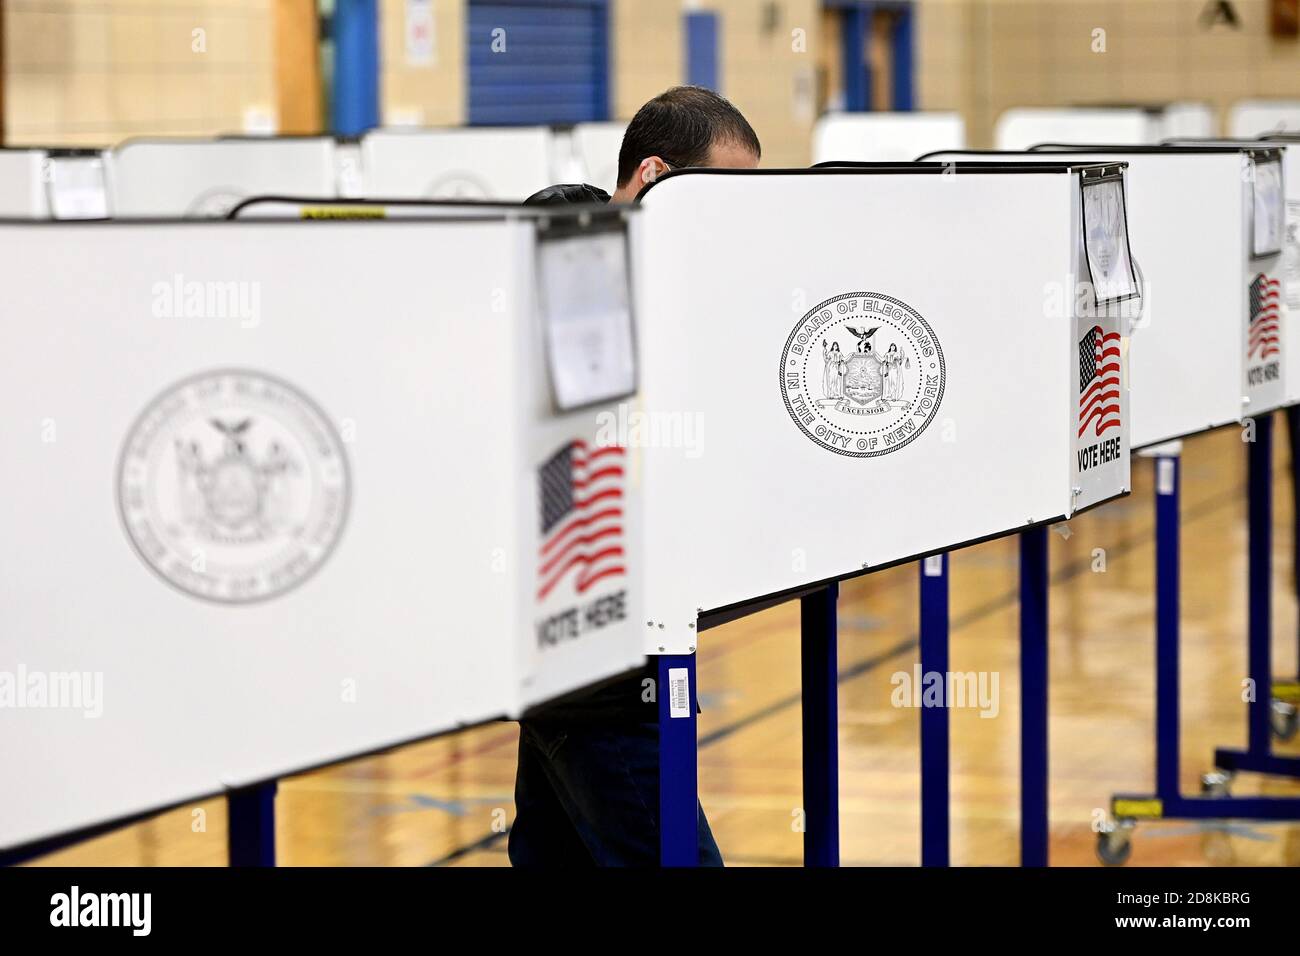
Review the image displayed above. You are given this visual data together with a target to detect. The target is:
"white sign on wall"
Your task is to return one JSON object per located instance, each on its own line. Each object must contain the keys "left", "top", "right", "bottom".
{"left": 406, "top": 0, "right": 437, "bottom": 66}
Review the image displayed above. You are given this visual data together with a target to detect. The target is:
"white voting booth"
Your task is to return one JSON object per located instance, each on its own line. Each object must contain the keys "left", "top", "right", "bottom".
{"left": 812, "top": 112, "right": 965, "bottom": 164}
{"left": 1161, "top": 102, "right": 1219, "bottom": 140}
{"left": 0, "top": 149, "right": 109, "bottom": 220}
{"left": 1259, "top": 137, "right": 1300, "bottom": 337}
{"left": 926, "top": 146, "right": 1289, "bottom": 447}
{"left": 0, "top": 149, "right": 48, "bottom": 217}
{"left": 361, "top": 127, "right": 555, "bottom": 201}
{"left": 107, "top": 137, "right": 340, "bottom": 218}
{"left": 635, "top": 165, "right": 1132, "bottom": 651}
{"left": 995, "top": 105, "right": 1215, "bottom": 150}
{"left": 549, "top": 122, "right": 626, "bottom": 196}
{"left": 1163, "top": 137, "right": 1300, "bottom": 408}
{"left": 0, "top": 208, "right": 645, "bottom": 852}
{"left": 1229, "top": 100, "right": 1300, "bottom": 137}
{"left": 229, "top": 197, "right": 535, "bottom": 222}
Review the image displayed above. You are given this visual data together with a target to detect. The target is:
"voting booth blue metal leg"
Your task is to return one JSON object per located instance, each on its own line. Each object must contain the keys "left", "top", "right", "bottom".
{"left": 1154, "top": 455, "right": 1182, "bottom": 801}
{"left": 1019, "top": 527, "right": 1050, "bottom": 867}
{"left": 1289, "top": 406, "right": 1300, "bottom": 666}
{"left": 658, "top": 653, "right": 699, "bottom": 866}
{"left": 800, "top": 584, "right": 840, "bottom": 867}
{"left": 1102, "top": 448, "right": 1300, "bottom": 866}
{"left": 1215, "top": 414, "right": 1300, "bottom": 779}
{"left": 919, "top": 555, "right": 950, "bottom": 867}
{"left": 227, "top": 780, "right": 277, "bottom": 867}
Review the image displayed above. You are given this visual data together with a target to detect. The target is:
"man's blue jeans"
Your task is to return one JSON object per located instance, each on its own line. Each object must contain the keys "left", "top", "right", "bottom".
{"left": 508, "top": 718, "right": 723, "bottom": 866}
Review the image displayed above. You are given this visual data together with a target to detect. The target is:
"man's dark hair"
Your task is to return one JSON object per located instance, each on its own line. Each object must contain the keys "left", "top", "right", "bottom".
{"left": 616, "top": 86, "right": 761, "bottom": 187}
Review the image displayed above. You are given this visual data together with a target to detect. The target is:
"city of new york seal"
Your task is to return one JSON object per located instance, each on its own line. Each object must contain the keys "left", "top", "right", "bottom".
{"left": 780, "top": 292, "right": 945, "bottom": 458}
{"left": 117, "top": 369, "right": 350, "bottom": 603}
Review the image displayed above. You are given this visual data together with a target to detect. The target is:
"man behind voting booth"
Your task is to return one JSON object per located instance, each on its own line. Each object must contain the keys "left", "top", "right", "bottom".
{"left": 512, "top": 87, "right": 761, "bottom": 866}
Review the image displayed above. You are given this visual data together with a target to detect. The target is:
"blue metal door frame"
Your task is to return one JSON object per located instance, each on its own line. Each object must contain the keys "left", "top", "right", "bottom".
{"left": 332, "top": 0, "right": 380, "bottom": 135}
{"left": 825, "top": 0, "right": 915, "bottom": 112}
{"left": 685, "top": 11, "right": 721, "bottom": 91}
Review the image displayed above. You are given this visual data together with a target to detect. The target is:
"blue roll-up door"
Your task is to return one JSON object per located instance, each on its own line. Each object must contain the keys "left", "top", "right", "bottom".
{"left": 467, "top": 0, "right": 610, "bottom": 126}
{"left": 684, "top": 11, "right": 719, "bottom": 92}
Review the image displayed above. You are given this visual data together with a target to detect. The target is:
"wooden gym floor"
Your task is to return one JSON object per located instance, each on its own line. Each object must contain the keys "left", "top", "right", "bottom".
{"left": 25, "top": 424, "right": 1300, "bottom": 867}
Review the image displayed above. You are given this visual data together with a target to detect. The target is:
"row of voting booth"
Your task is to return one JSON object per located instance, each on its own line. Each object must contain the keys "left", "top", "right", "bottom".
{"left": 0, "top": 163, "right": 1137, "bottom": 867}
{"left": 7, "top": 99, "right": 1300, "bottom": 220}
{"left": 810, "top": 100, "right": 1300, "bottom": 166}
{"left": 917, "top": 140, "right": 1300, "bottom": 865}
{"left": 4, "top": 99, "right": 1300, "bottom": 868}
{"left": 0, "top": 122, "right": 628, "bottom": 219}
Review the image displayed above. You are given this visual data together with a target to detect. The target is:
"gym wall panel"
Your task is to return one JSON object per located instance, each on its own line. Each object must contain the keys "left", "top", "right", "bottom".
{"left": 2, "top": 0, "right": 277, "bottom": 146}
{"left": 713, "top": 0, "right": 821, "bottom": 168}
{"left": 379, "top": 0, "right": 466, "bottom": 126}
{"left": 912, "top": 0, "right": 1300, "bottom": 149}
{"left": 274, "top": 0, "right": 323, "bottom": 134}
{"left": 611, "top": 0, "right": 820, "bottom": 169}
{"left": 610, "top": 0, "right": 681, "bottom": 119}
{"left": 915, "top": 0, "right": 971, "bottom": 118}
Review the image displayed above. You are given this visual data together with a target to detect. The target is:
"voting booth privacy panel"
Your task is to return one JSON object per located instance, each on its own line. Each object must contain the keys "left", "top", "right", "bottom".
{"left": 994, "top": 106, "right": 1215, "bottom": 150}
{"left": 1163, "top": 137, "right": 1300, "bottom": 409}
{"left": 0, "top": 210, "right": 645, "bottom": 851}
{"left": 361, "top": 127, "right": 555, "bottom": 201}
{"left": 1229, "top": 100, "right": 1300, "bottom": 138}
{"left": 107, "top": 137, "right": 340, "bottom": 218}
{"left": 812, "top": 112, "right": 965, "bottom": 164}
{"left": 927, "top": 146, "right": 1289, "bottom": 447}
{"left": 0, "top": 148, "right": 109, "bottom": 220}
{"left": 553, "top": 122, "right": 627, "bottom": 197}
{"left": 635, "top": 166, "right": 1131, "bottom": 653}
{"left": 1259, "top": 137, "right": 1300, "bottom": 341}
{"left": 230, "top": 197, "right": 535, "bottom": 221}
{"left": 0, "top": 149, "right": 48, "bottom": 217}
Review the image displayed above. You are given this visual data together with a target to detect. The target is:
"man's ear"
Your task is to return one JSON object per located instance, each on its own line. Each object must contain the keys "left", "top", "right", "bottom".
{"left": 640, "top": 156, "right": 669, "bottom": 185}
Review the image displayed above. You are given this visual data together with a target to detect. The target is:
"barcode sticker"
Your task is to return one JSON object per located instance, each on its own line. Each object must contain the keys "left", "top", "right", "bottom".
{"left": 1157, "top": 458, "right": 1175, "bottom": 496}
{"left": 668, "top": 667, "right": 690, "bottom": 719}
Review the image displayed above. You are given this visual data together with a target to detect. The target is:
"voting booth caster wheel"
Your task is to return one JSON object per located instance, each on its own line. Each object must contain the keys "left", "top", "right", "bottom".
{"left": 1200, "top": 771, "right": 1234, "bottom": 797}
{"left": 1201, "top": 829, "right": 1236, "bottom": 866}
{"left": 1095, "top": 819, "right": 1134, "bottom": 866}
{"left": 1271, "top": 699, "right": 1299, "bottom": 741}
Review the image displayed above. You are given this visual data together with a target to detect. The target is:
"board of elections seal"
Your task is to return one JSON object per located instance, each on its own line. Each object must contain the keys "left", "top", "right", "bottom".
{"left": 424, "top": 173, "right": 492, "bottom": 200}
{"left": 116, "top": 369, "right": 350, "bottom": 604}
{"left": 185, "top": 187, "right": 247, "bottom": 219}
{"left": 780, "top": 292, "right": 945, "bottom": 458}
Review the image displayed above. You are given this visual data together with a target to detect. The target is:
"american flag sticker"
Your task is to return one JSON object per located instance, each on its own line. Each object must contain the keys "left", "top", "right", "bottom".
{"left": 537, "top": 440, "right": 626, "bottom": 601}
{"left": 1248, "top": 274, "right": 1281, "bottom": 361}
{"left": 1079, "top": 325, "right": 1122, "bottom": 439}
